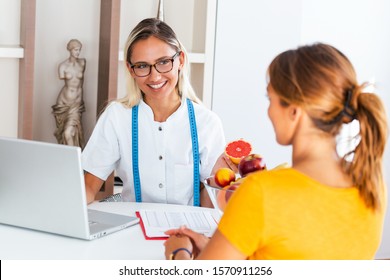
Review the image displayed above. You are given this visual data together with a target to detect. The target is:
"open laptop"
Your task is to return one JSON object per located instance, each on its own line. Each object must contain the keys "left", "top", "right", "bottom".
{"left": 0, "top": 137, "right": 139, "bottom": 240}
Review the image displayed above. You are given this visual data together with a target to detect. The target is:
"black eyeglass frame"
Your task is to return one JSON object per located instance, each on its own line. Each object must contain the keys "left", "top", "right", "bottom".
{"left": 129, "top": 51, "right": 181, "bottom": 77}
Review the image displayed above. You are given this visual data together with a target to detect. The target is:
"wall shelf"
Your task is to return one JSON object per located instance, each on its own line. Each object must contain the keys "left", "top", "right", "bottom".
{"left": 0, "top": 46, "right": 24, "bottom": 58}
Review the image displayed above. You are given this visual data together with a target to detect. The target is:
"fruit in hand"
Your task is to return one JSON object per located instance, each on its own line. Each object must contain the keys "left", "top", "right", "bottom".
{"left": 224, "top": 139, "right": 252, "bottom": 165}
{"left": 216, "top": 179, "right": 242, "bottom": 211}
{"left": 214, "top": 168, "right": 236, "bottom": 187}
{"left": 224, "top": 179, "right": 242, "bottom": 201}
{"left": 238, "top": 154, "right": 267, "bottom": 177}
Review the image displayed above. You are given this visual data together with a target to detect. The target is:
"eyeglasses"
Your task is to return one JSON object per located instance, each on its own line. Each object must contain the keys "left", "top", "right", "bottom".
{"left": 129, "top": 51, "right": 181, "bottom": 77}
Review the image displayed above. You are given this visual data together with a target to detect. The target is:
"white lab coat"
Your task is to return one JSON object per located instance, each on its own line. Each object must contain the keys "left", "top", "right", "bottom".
{"left": 82, "top": 99, "right": 225, "bottom": 205}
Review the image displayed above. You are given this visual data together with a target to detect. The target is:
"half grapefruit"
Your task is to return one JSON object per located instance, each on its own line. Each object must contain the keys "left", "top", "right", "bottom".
{"left": 224, "top": 139, "right": 252, "bottom": 165}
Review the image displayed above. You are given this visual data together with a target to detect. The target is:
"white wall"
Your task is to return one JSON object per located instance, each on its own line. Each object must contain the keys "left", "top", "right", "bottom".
{"left": 212, "top": 0, "right": 390, "bottom": 258}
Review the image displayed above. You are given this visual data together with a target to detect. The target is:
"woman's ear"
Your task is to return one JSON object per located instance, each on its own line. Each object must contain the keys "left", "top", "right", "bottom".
{"left": 178, "top": 51, "right": 185, "bottom": 70}
{"left": 289, "top": 105, "right": 302, "bottom": 121}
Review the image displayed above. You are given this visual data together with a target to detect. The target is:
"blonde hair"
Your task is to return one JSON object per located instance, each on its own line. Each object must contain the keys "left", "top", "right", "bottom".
{"left": 268, "top": 43, "right": 388, "bottom": 211}
{"left": 118, "top": 18, "right": 201, "bottom": 108}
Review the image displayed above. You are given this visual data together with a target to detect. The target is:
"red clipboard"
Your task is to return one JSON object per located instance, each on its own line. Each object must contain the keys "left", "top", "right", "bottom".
{"left": 135, "top": 211, "right": 168, "bottom": 240}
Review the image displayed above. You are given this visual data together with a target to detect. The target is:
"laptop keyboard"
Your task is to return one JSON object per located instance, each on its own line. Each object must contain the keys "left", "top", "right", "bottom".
{"left": 99, "top": 193, "right": 122, "bottom": 202}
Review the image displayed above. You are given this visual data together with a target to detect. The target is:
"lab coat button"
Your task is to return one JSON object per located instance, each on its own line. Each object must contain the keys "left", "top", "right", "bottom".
{"left": 159, "top": 183, "right": 164, "bottom": 188}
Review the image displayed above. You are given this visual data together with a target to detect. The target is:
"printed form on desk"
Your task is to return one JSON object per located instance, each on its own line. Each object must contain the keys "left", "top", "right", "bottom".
{"left": 138, "top": 209, "right": 220, "bottom": 238}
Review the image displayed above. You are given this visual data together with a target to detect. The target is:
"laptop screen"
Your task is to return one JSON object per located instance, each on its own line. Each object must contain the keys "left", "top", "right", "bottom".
{"left": 0, "top": 137, "right": 91, "bottom": 239}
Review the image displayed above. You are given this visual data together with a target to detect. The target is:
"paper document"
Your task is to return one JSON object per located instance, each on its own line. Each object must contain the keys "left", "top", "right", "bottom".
{"left": 138, "top": 210, "right": 219, "bottom": 238}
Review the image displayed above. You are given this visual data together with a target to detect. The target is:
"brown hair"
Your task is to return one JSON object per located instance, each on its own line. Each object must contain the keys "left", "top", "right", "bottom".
{"left": 268, "top": 43, "right": 388, "bottom": 210}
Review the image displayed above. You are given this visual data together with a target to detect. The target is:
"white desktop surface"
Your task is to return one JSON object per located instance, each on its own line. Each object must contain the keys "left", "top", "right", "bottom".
{"left": 0, "top": 202, "right": 220, "bottom": 260}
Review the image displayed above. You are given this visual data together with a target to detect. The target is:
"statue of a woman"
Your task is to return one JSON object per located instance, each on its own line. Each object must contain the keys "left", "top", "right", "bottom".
{"left": 52, "top": 39, "right": 86, "bottom": 148}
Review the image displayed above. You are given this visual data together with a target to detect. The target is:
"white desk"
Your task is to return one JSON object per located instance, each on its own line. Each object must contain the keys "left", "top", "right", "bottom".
{"left": 0, "top": 202, "right": 220, "bottom": 260}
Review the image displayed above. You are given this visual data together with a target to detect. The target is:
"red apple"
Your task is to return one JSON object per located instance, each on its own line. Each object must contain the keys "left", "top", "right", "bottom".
{"left": 238, "top": 154, "right": 266, "bottom": 177}
{"left": 214, "top": 167, "right": 236, "bottom": 187}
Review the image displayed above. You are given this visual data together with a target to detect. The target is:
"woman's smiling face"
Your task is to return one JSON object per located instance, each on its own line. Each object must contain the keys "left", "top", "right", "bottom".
{"left": 128, "top": 36, "right": 183, "bottom": 101}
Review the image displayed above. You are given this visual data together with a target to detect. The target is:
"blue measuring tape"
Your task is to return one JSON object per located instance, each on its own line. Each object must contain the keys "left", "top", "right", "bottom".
{"left": 131, "top": 105, "right": 142, "bottom": 202}
{"left": 187, "top": 99, "right": 200, "bottom": 206}
{"left": 131, "top": 99, "right": 200, "bottom": 206}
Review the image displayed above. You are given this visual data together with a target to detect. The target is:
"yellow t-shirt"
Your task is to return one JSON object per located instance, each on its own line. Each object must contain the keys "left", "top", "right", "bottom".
{"left": 218, "top": 168, "right": 386, "bottom": 259}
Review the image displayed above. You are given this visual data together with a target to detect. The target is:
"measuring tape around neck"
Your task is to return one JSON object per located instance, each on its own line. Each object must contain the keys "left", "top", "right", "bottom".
{"left": 131, "top": 99, "right": 200, "bottom": 206}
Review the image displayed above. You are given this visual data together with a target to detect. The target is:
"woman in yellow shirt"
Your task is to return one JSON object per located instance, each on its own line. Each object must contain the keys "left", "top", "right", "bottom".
{"left": 164, "top": 43, "right": 388, "bottom": 260}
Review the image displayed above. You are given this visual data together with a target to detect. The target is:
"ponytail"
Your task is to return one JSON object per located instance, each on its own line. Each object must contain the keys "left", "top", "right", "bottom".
{"left": 342, "top": 89, "right": 388, "bottom": 211}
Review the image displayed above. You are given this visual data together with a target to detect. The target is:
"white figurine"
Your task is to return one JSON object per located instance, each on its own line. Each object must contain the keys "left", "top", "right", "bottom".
{"left": 52, "top": 39, "right": 86, "bottom": 148}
